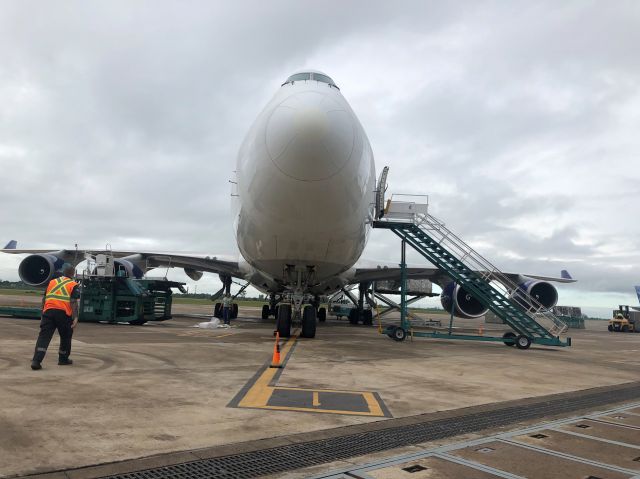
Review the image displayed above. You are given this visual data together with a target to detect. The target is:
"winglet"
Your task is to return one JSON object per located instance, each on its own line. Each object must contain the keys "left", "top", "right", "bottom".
{"left": 560, "top": 269, "right": 572, "bottom": 280}
{"left": 635, "top": 286, "right": 640, "bottom": 305}
{"left": 3, "top": 240, "right": 17, "bottom": 250}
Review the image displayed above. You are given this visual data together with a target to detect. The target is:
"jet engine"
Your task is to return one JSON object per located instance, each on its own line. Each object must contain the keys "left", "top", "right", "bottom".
{"left": 184, "top": 268, "right": 203, "bottom": 281}
{"left": 440, "top": 282, "right": 488, "bottom": 318}
{"left": 18, "top": 253, "right": 66, "bottom": 286}
{"left": 511, "top": 279, "right": 558, "bottom": 311}
{"left": 113, "top": 254, "right": 146, "bottom": 279}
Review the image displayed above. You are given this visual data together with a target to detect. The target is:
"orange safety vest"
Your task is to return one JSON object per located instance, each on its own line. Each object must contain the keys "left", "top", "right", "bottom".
{"left": 43, "top": 276, "right": 78, "bottom": 317}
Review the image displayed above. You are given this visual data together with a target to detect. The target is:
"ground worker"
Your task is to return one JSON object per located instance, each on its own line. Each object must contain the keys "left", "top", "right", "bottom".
{"left": 31, "top": 264, "right": 80, "bottom": 370}
{"left": 222, "top": 294, "right": 232, "bottom": 325}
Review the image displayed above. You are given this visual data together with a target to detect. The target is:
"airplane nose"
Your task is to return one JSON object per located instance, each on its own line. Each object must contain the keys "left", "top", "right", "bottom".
{"left": 266, "top": 91, "right": 355, "bottom": 181}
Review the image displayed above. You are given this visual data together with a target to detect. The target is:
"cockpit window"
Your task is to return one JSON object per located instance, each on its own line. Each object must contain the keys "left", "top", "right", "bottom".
{"left": 312, "top": 73, "right": 335, "bottom": 86}
{"left": 286, "top": 72, "right": 311, "bottom": 82}
{"left": 282, "top": 72, "right": 340, "bottom": 89}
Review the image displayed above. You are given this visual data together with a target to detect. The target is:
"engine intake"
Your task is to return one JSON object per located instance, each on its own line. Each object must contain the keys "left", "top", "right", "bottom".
{"left": 440, "top": 282, "right": 488, "bottom": 318}
{"left": 18, "top": 254, "right": 65, "bottom": 287}
{"left": 512, "top": 280, "right": 558, "bottom": 311}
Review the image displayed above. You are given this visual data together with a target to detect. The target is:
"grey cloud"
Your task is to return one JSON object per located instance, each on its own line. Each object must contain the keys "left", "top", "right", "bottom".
{"left": 1, "top": 1, "right": 639, "bottom": 306}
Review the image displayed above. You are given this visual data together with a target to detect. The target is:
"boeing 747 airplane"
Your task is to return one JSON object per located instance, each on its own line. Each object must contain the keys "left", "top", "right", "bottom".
{"left": 1, "top": 70, "right": 574, "bottom": 338}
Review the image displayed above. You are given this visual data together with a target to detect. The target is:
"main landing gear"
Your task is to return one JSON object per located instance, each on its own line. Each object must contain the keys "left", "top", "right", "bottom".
{"left": 212, "top": 276, "right": 247, "bottom": 321}
{"left": 273, "top": 302, "right": 322, "bottom": 339}
{"left": 338, "top": 282, "right": 374, "bottom": 326}
{"left": 268, "top": 294, "right": 325, "bottom": 339}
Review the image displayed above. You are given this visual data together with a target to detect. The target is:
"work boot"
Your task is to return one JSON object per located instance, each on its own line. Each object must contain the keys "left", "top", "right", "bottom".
{"left": 31, "top": 361, "right": 42, "bottom": 370}
{"left": 58, "top": 358, "right": 73, "bottom": 366}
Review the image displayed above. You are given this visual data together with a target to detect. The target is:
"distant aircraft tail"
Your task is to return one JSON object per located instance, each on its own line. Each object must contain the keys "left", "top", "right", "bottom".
{"left": 635, "top": 285, "right": 640, "bottom": 305}
{"left": 560, "top": 270, "right": 572, "bottom": 280}
{"left": 2, "top": 240, "right": 17, "bottom": 250}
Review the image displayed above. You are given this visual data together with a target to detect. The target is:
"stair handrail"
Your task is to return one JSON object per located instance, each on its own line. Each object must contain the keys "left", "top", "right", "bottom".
{"left": 416, "top": 212, "right": 567, "bottom": 335}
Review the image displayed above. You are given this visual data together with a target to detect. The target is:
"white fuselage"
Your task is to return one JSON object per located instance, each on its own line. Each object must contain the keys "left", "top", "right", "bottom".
{"left": 235, "top": 75, "right": 376, "bottom": 295}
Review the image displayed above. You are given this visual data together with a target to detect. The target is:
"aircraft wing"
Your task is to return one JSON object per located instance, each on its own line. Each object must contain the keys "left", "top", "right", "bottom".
{"left": 348, "top": 263, "right": 575, "bottom": 288}
{"left": 1, "top": 241, "right": 243, "bottom": 279}
{"left": 350, "top": 266, "right": 449, "bottom": 285}
{"left": 140, "top": 253, "right": 241, "bottom": 277}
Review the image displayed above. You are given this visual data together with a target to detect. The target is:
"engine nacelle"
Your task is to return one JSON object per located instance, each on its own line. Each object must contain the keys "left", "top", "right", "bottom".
{"left": 113, "top": 254, "right": 146, "bottom": 279}
{"left": 184, "top": 268, "right": 203, "bottom": 281}
{"left": 440, "top": 282, "right": 488, "bottom": 318}
{"left": 18, "top": 254, "right": 66, "bottom": 287}
{"left": 511, "top": 279, "right": 558, "bottom": 311}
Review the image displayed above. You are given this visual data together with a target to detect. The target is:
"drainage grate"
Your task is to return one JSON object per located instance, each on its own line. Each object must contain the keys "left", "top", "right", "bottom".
{"left": 100, "top": 384, "right": 640, "bottom": 479}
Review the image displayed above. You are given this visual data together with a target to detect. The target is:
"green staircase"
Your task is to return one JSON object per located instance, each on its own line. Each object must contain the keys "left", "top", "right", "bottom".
{"left": 373, "top": 209, "right": 568, "bottom": 345}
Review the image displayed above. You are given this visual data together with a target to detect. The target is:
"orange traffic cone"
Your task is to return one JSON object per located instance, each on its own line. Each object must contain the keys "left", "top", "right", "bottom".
{"left": 270, "top": 331, "right": 282, "bottom": 368}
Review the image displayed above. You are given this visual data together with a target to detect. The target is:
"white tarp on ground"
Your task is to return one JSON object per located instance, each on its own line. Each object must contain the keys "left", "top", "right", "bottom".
{"left": 195, "top": 318, "right": 231, "bottom": 329}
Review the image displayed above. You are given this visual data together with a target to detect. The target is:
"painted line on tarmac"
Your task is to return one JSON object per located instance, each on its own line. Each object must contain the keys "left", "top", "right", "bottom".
{"left": 227, "top": 330, "right": 391, "bottom": 417}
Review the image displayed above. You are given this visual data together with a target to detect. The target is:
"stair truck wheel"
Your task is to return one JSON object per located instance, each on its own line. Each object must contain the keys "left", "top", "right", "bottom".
{"left": 363, "top": 309, "right": 373, "bottom": 326}
{"left": 502, "top": 332, "right": 517, "bottom": 347}
{"left": 214, "top": 302, "right": 222, "bottom": 318}
{"left": 276, "top": 304, "right": 292, "bottom": 338}
{"left": 318, "top": 307, "right": 327, "bottom": 322}
{"left": 515, "top": 335, "right": 532, "bottom": 350}
{"left": 261, "top": 304, "right": 270, "bottom": 320}
{"left": 231, "top": 303, "right": 239, "bottom": 319}
{"left": 607, "top": 324, "right": 614, "bottom": 332}
{"left": 301, "top": 305, "right": 317, "bottom": 338}
{"left": 392, "top": 326, "right": 407, "bottom": 342}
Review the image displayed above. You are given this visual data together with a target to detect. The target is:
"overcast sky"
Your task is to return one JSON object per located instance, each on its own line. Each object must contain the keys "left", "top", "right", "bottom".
{"left": 1, "top": 1, "right": 638, "bottom": 316}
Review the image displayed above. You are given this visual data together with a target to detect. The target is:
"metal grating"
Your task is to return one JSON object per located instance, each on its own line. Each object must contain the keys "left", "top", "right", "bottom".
{"left": 101, "top": 384, "right": 640, "bottom": 479}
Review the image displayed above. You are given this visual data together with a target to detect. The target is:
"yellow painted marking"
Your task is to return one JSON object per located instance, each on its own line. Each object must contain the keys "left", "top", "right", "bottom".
{"left": 237, "top": 333, "right": 298, "bottom": 408}
{"left": 257, "top": 405, "right": 381, "bottom": 416}
{"left": 177, "top": 330, "right": 235, "bottom": 338}
{"left": 362, "top": 392, "right": 384, "bottom": 417}
{"left": 235, "top": 330, "right": 388, "bottom": 417}
{"left": 214, "top": 333, "right": 235, "bottom": 339}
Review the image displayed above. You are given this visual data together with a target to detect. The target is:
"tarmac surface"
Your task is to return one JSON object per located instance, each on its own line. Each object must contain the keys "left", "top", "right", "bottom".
{"left": 1, "top": 300, "right": 639, "bottom": 478}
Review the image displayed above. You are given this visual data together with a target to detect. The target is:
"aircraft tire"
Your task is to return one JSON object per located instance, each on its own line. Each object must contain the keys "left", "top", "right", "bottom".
{"left": 261, "top": 305, "right": 270, "bottom": 320}
{"left": 214, "top": 302, "right": 222, "bottom": 318}
{"left": 318, "top": 307, "right": 327, "bottom": 322}
{"left": 362, "top": 309, "right": 373, "bottom": 326}
{"left": 622, "top": 325, "right": 629, "bottom": 332}
{"left": 607, "top": 324, "right": 613, "bottom": 332}
{"left": 276, "top": 304, "right": 292, "bottom": 338}
{"left": 515, "top": 335, "right": 532, "bottom": 350}
{"left": 301, "top": 305, "right": 317, "bottom": 338}
{"left": 502, "top": 331, "right": 516, "bottom": 346}
{"left": 231, "top": 303, "right": 239, "bottom": 319}
{"left": 128, "top": 319, "right": 147, "bottom": 325}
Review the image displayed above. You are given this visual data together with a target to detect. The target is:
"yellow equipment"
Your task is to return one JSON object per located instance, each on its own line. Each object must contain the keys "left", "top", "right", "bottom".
{"left": 608, "top": 305, "right": 639, "bottom": 333}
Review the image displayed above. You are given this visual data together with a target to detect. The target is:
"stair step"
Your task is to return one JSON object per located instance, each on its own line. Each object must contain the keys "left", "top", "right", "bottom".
{"left": 390, "top": 222, "right": 567, "bottom": 339}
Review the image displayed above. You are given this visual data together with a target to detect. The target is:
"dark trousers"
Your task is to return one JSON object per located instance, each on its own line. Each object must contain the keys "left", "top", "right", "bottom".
{"left": 33, "top": 310, "right": 73, "bottom": 363}
{"left": 223, "top": 306, "right": 230, "bottom": 325}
